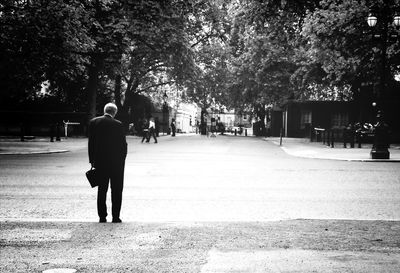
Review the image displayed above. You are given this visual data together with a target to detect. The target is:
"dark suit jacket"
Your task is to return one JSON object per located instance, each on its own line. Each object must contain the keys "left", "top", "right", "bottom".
{"left": 88, "top": 114, "right": 127, "bottom": 169}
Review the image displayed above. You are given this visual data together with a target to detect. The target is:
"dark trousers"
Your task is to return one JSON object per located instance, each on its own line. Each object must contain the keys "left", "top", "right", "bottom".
{"left": 141, "top": 129, "right": 149, "bottom": 142}
{"left": 97, "top": 165, "right": 124, "bottom": 219}
{"left": 147, "top": 128, "right": 157, "bottom": 142}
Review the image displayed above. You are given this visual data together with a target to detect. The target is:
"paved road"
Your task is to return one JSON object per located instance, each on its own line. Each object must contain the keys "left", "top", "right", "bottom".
{"left": 1, "top": 134, "right": 399, "bottom": 222}
{"left": 1, "top": 134, "right": 400, "bottom": 272}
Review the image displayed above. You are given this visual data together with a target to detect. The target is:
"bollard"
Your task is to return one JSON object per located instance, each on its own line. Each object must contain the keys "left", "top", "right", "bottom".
{"left": 370, "top": 111, "right": 390, "bottom": 159}
{"left": 234, "top": 129, "right": 237, "bottom": 136}
{"left": 50, "top": 123, "right": 55, "bottom": 142}
{"left": 347, "top": 124, "right": 355, "bottom": 148}
{"left": 56, "top": 122, "right": 61, "bottom": 141}
{"left": 343, "top": 128, "right": 347, "bottom": 148}
{"left": 350, "top": 131, "right": 355, "bottom": 148}
{"left": 326, "top": 130, "right": 330, "bottom": 147}
{"left": 20, "top": 123, "right": 25, "bottom": 142}
{"left": 357, "top": 132, "right": 361, "bottom": 148}
{"left": 310, "top": 129, "right": 314, "bottom": 142}
{"left": 331, "top": 130, "right": 334, "bottom": 148}
{"left": 245, "top": 129, "right": 247, "bottom": 136}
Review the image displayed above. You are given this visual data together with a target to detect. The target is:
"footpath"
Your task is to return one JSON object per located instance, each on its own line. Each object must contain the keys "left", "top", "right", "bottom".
{"left": 0, "top": 134, "right": 184, "bottom": 155}
{"left": 0, "top": 137, "right": 87, "bottom": 155}
{"left": 1, "top": 135, "right": 400, "bottom": 162}
{"left": 1, "top": 220, "right": 400, "bottom": 273}
{"left": 267, "top": 137, "right": 400, "bottom": 162}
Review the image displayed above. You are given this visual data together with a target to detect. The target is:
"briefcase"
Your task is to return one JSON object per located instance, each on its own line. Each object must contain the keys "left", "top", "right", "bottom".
{"left": 86, "top": 167, "right": 98, "bottom": 188}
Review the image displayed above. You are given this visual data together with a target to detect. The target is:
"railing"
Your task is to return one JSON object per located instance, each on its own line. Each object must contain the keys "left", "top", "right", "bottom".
{"left": 63, "top": 120, "right": 80, "bottom": 138}
{"left": 311, "top": 127, "right": 374, "bottom": 148}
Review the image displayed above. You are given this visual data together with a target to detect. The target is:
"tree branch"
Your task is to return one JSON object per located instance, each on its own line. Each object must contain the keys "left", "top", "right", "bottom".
{"left": 136, "top": 81, "right": 175, "bottom": 93}
{"left": 191, "top": 33, "right": 212, "bottom": 48}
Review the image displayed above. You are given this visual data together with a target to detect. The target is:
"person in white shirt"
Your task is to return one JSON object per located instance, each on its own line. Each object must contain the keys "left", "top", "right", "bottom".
{"left": 146, "top": 117, "right": 158, "bottom": 143}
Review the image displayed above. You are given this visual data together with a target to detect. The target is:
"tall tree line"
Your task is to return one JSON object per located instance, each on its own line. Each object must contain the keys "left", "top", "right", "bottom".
{"left": 1, "top": 0, "right": 399, "bottom": 126}
{"left": 1, "top": 0, "right": 206, "bottom": 122}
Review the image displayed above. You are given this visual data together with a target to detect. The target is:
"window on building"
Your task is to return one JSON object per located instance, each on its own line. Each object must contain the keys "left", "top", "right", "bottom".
{"left": 300, "top": 110, "right": 312, "bottom": 129}
{"left": 331, "top": 112, "right": 349, "bottom": 128}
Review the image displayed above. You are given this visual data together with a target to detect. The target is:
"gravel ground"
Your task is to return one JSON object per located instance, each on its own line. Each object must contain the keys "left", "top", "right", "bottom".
{"left": 1, "top": 219, "right": 400, "bottom": 272}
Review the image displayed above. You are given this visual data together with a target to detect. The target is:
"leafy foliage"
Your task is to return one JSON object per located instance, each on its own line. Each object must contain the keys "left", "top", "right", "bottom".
{"left": 2, "top": 0, "right": 399, "bottom": 122}
{"left": 0, "top": 1, "right": 93, "bottom": 110}
{"left": 225, "top": 0, "right": 320, "bottom": 116}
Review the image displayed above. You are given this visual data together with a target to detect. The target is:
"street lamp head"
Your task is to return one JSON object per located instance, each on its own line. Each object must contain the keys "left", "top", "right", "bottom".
{"left": 394, "top": 15, "right": 400, "bottom": 27}
{"left": 367, "top": 14, "right": 378, "bottom": 27}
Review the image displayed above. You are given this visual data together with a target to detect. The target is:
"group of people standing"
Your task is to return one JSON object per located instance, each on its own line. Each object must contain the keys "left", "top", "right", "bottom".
{"left": 140, "top": 117, "right": 176, "bottom": 143}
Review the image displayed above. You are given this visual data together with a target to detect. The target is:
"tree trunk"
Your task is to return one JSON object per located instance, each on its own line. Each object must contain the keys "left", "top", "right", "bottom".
{"left": 114, "top": 74, "right": 122, "bottom": 110}
{"left": 200, "top": 107, "right": 207, "bottom": 135}
{"left": 117, "top": 77, "right": 140, "bottom": 131}
{"left": 87, "top": 55, "right": 102, "bottom": 123}
{"left": 114, "top": 73, "right": 130, "bottom": 130}
{"left": 259, "top": 114, "right": 266, "bottom": 136}
{"left": 87, "top": 0, "right": 105, "bottom": 124}
{"left": 255, "top": 104, "right": 267, "bottom": 136}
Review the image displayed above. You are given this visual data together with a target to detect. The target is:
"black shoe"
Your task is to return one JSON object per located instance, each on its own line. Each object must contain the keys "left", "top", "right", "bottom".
{"left": 99, "top": 217, "right": 107, "bottom": 223}
{"left": 112, "top": 218, "right": 122, "bottom": 223}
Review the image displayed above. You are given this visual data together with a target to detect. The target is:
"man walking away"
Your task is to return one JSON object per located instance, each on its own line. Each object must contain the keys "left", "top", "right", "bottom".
{"left": 171, "top": 118, "right": 176, "bottom": 137}
{"left": 88, "top": 103, "right": 127, "bottom": 223}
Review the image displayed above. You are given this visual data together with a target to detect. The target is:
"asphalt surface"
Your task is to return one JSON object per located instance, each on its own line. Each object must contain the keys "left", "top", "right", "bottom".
{"left": 1, "top": 134, "right": 400, "bottom": 161}
{"left": 1, "top": 134, "right": 399, "bottom": 272}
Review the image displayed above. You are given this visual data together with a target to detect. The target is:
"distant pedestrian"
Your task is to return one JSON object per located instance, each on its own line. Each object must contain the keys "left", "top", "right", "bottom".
{"left": 171, "top": 118, "right": 176, "bottom": 137}
{"left": 141, "top": 118, "right": 149, "bottom": 143}
{"left": 147, "top": 117, "right": 158, "bottom": 143}
{"left": 88, "top": 102, "right": 127, "bottom": 223}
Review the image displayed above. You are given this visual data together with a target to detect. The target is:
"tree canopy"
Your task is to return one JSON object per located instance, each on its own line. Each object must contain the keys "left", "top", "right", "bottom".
{"left": 1, "top": 0, "right": 399, "bottom": 123}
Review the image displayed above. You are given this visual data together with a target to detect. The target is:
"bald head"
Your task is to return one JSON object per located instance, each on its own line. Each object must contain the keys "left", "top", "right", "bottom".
{"left": 104, "top": 103, "right": 118, "bottom": 118}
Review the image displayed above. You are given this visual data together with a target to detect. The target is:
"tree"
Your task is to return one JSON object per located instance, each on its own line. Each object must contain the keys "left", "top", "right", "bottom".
{"left": 225, "top": 0, "right": 320, "bottom": 134}
{"left": 295, "top": 0, "right": 400, "bottom": 103}
{"left": 182, "top": 0, "right": 232, "bottom": 133}
{"left": 6, "top": 0, "right": 392, "bottom": 131}
{"left": 110, "top": 0, "right": 198, "bottom": 125}
{"left": 0, "top": 0, "right": 201, "bottom": 123}
{"left": 0, "top": 1, "right": 93, "bottom": 110}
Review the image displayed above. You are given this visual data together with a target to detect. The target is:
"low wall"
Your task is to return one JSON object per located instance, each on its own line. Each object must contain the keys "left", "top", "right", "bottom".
{"left": 0, "top": 111, "right": 87, "bottom": 137}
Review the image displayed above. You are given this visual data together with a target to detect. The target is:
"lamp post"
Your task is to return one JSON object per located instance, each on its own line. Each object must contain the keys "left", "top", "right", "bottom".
{"left": 367, "top": 3, "right": 400, "bottom": 159}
